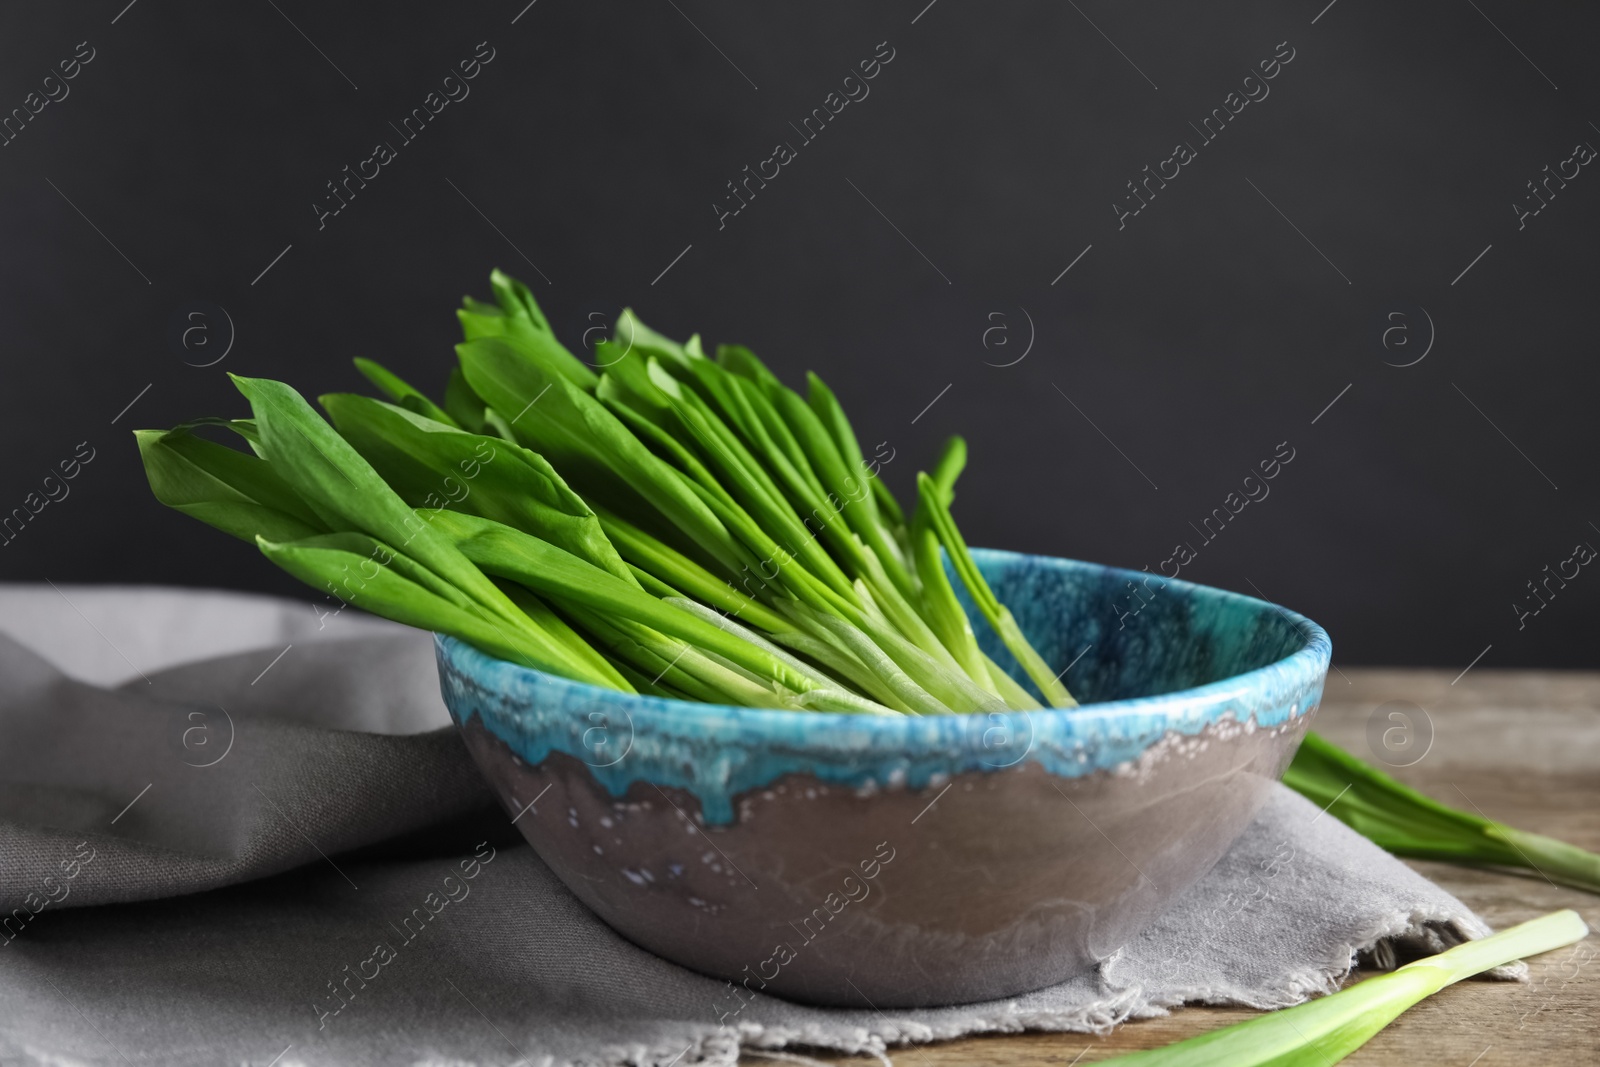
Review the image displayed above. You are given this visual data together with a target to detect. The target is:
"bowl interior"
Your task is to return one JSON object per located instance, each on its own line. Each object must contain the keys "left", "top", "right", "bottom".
{"left": 960, "top": 549, "right": 1312, "bottom": 704}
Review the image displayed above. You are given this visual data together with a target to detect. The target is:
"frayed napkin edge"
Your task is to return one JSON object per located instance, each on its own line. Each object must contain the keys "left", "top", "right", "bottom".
{"left": 598, "top": 904, "right": 1524, "bottom": 1067}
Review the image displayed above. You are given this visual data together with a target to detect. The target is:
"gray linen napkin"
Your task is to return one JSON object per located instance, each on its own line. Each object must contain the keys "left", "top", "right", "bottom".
{"left": 0, "top": 586, "right": 1501, "bottom": 1067}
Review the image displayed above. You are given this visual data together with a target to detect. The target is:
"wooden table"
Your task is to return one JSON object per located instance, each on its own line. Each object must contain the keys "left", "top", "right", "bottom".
{"left": 760, "top": 669, "right": 1600, "bottom": 1066}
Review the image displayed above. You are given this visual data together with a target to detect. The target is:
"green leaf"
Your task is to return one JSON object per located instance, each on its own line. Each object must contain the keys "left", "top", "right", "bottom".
{"left": 1094, "top": 909, "right": 1588, "bottom": 1066}
{"left": 795, "top": 688, "right": 902, "bottom": 715}
{"left": 285, "top": 531, "right": 476, "bottom": 611}
{"left": 461, "top": 296, "right": 503, "bottom": 318}
{"left": 851, "top": 543, "right": 982, "bottom": 684}
{"left": 871, "top": 474, "right": 907, "bottom": 532}
{"left": 681, "top": 475, "right": 843, "bottom": 617}
{"left": 352, "top": 358, "right": 460, "bottom": 428}
{"left": 135, "top": 427, "right": 327, "bottom": 544}
{"left": 768, "top": 629, "right": 917, "bottom": 713}
{"left": 165, "top": 416, "right": 264, "bottom": 453}
{"left": 599, "top": 387, "right": 729, "bottom": 507}
{"left": 603, "top": 655, "right": 684, "bottom": 700}
{"left": 645, "top": 358, "right": 858, "bottom": 601}
{"left": 321, "top": 392, "right": 637, "bottom": 587}
{"left": 908, "top": 437, "right": 992, "bottom": 687}
{"left": 142, "top": 273, "right": 1108, "bottom": 723}
{"left": 457, "top": 305, "right": 507, "bottom": 341}
{"left": 930, "top": 434, "right": 967, "bottom": 499}
{"left": 721, "top": 353, "right": 828, "bottom": 496}
{"left": 228, "top": 374, "right": 528, "bottom": 632}
{"left": 423, "top": 509, "right": 824, "bottom": 696}
{"left": 457, "top": 336, "right": 746, "bottom": 574}
{"left": 774, "top": 598, "right": 948, "bottom": 715}
{"left": 767, "top": 380, "right": 912, "bottom": 603}
{"left": 842, "top": 590, "right": 1009, "bottom": 713}
{"left": 664, "top": 596, "right": 834, "bottom": 689}
{"left": 495, "top": 581, "right": 634, "bottom": 690}
{"left": 615, "top": 308, "right": 695, "bottom": 373}
{"left": 489, "top": 268, "right": 553, "bottom": 334}
{"left": 461, "top": 279, "right": 598, "bottom": 393}
{"left": 444, "top": 366, "right": 490, "bottom": 433}
{"left": 917, "top": 471, "right": 1077, "bottom": 708}
{"left": 597, "top": 507, "right": 792, "bottom": 633}
{"left": 1285, "top": 733, "right": 1600, "bottom": 893}
{"left": 570, "top": 607, "right": 779, "bottom": 707}
{"left": 715, "top": 342, "right": 784, "bottom": 392}
{"left": 256, "top": 532, "right": 625, "bottom": 688}
{"left": 807, "top": 374, "right": 895, "bottom": 538}
{"left": 686, "top": 362, "right": 881, "bottom": 586}
{"left": 984, "top": 651, "right": 1043, "bottom": 710}
{"left": 596, "top": 342, "right": 676, "bottom": 418}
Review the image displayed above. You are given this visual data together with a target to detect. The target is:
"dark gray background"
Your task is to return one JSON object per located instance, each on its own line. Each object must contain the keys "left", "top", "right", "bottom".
{"left": 1, "top": 1, "right": 1594, "bottom": 670}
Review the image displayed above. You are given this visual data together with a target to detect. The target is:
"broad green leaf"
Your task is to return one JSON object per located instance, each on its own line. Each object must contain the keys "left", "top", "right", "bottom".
{"left": 597, "top": 507, "right": 792, "bottom": 633}
{"left": 165, "top": 416, "right": 263, "bottom": 453}
{"left": 496, "top": 581, "right": 633, "bottom": 690}
{"left": 615, "top": 308, "right": 695, "bottom": 373}
{"left": 599, "top": 387, "right": 729, "bottom": 507}
{"left": 135, "top": 428, "right": 327, "bottom": 544}
{"left": 595, "top": 341, "right": 675, "bottom": 417}
{"left": 321, "top": 392, "right": 636, "bottom": 586}
{"left": 570, "top": 607, "right": 771, "bottom": 707}
{"left": 766, "top": 380, "right": 913, "bottom": 603}
{"left": 140, "top": 269, "right": 1096, "bottom": 728}
{"left": 807, "top": 371, "right": 902, "bottom": 565}
{"left": 444, "top": 366, "right": 490, "bottom": 434}
{"left": 459, "top": 281, "right": 598, "bottom": 393}
{"left": 256, "top": 533, "right": 624, "bottom": 688}
{"left": 424, "top": 509, "right": 822, "bottom": 696}
{"left": 352, "top": 358, "right": 460, "bottom": 428}
{"left": 489, "top": 268, "right": 553, "bottom": 334}
{"left": 457, "top": 305, "right": 508, "bottom": 341}
{"left": 284, "top": 531, "right": 475, "bottom": 612}
{"left": 715, "top": 342, "right": 784, "bottom": 392}
{"left": 457, "top": 336, "right": 745, "bottom": 574}
{"left": 1286, "top": 733, "right": 1600, "bottom": 892}
{"left": 645, "top": 357, "right": 857, "bottom": 601}
{"left": 677, "top": 359, "right": 885, "bottom": 595}
{"left": 228, "top": 374, "right": 528, "bottom": 632}
{"left": 681, "top": 475, "right": 845, "bottom": 618}
{"left": 461, "top": 296, "right": 503, "bottom": 318}
{"left": 730, "top": 373, "right": 830, "bottom": 502}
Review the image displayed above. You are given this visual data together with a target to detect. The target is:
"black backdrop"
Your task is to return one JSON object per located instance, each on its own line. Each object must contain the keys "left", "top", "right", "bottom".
{"left": 1, "top": 1, "right": 1596, "bottom": 670}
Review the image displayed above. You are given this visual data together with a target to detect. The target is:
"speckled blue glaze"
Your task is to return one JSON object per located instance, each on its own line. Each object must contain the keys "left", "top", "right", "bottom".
{"left": 436, "top": 548, "right": 1330, "bottom": 824}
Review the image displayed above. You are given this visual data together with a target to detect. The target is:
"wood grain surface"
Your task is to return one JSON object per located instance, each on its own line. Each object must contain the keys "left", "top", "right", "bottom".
{"left": 746, "top": 669, "right": 1600, "bottom": 1066}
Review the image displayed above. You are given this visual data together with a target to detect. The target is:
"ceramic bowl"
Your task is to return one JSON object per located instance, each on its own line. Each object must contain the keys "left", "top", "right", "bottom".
{"left": 436, "top": 548, "right": 1330, "bottom": 1008}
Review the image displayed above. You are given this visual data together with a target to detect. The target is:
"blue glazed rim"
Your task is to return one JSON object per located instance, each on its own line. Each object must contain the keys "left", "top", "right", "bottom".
{"left": 437, "top": 548, "right": 1332, "bottom": 824}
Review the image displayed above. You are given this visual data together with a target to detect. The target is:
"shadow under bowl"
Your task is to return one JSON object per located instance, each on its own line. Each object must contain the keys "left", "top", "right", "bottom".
{"left": 436, "top": 548, "right": 1330, "bottom": 1008}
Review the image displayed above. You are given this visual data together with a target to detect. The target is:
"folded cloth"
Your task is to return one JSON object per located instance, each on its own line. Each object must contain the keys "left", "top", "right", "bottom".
{"left": 0, "top": 586, "right": 1503, "bottom": 1067}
